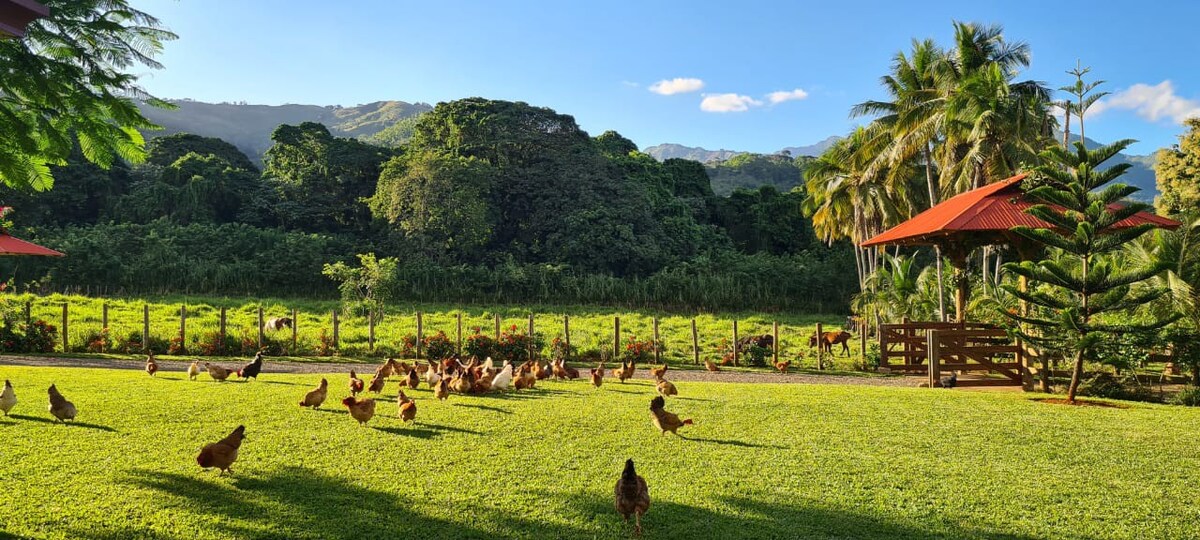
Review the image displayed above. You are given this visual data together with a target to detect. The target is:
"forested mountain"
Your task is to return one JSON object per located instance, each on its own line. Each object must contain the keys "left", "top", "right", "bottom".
{"left": 643, "top": 137, "right": 839, "bottom": 162}
{"left": 136, "top": 99, "right": 431, "bottom": 164}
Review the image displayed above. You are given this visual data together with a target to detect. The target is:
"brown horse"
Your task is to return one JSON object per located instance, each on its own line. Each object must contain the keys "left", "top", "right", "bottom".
{"left": 809, "top": 331, "right": 852, "bottom": 356}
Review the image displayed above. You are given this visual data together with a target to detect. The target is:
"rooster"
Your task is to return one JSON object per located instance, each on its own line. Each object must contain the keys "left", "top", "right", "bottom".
{"left": 404, "top": 367, "right": 420, "bottom": 390}
{"left": 187, "top": 361, "right": 201, "bottom": 381}
{"left": 649, "top": 396, "right": 691, "bottom": 436}
{"left": 650, "top": 363, "right": 667, "bottom": 380}
{"left": 0, "top": 380, "right": 16, "bottom": 416}
{"left": 238, "top": 351, "right": 264, "bottom": 381}
{"left": 396, "top": 390, "right": 417, "bottom": 423}
{"left": 614, "top": 459, "right": 650, "bottom": 536}
{"left": 145, "top": 352, "right": 158, "bottom": 377}
{"left": 47, "top": 384, "right": 77, "bottom": 423}
{"left": 204, "top": 363, "right": 233, "bottom": 382}
{"left": 196, "top": 425, "right": 246, "bottom": 475}
{"left": 341, "top": 397, "right": 376, "bottom": 425}
{"left": 348, "top": 370, "right": 365, "bottom": 396}
{"left": 299, "top": 378, "right": 328, "bottom": 409}
{"left": 590, "top": 367, "right": 604, "bottom": 389}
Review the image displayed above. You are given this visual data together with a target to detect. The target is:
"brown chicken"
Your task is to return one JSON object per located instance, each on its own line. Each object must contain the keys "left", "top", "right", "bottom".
{"left": 341, "top": 397, "right": 376, "bottom": 425}
{"left": 650, "top": 363, "right": 667, "bottom": 380}
{"left": 47, "top": 384, "right": 77, "bottom": 422}
{"left": 298, "top": 378, "right": 328, "bottom": 409}
{"left": 348, "top": 370, "right": 365, "bottom": 396}
{"left": 367, "top": 370, "right": 387, "bottom": 394}
{"left": 196, "top": 425, "right": 246, "bottom": 475}
{"left": 533, "top": 361, "right": 551, "bottom": 380}
{"left": 205, "top": 363, "right": 233, "bottom": 382}
{"left": 397, "top": 390, "right": 417, "bottom": 423}
{"left": 774, "top": 360, "right": 791, "bottom": 374}
{"left": 451, "top": 371, "right": 473, "bottom": 394}
{"left": 614, "top": 459, "right": 650, "bottom": 536}
{"left": 655, "top": 379, "right": 677, "bottom": 397}
{"left": 590, "top": 367, "right": 604, "bottom": 388}
{"left": 434, "top": 378, "right": 451, "bottom": 400}
{"left": 551, "top": 359, "right": 570, "bottom": 380}
{"left": 704, "top": 360, "right": 721, "bottom": 372}
{"left": 187, "top": 360, "right": 201, "bottom": 381}
{"left": 145, "top": 353, "right": 158, "bottom": 377}
{"left": 405, "top": 367, "right": 420, "bottom": 390}
{"left": 649, "top": 396, "right": 692, "bottom": 436}
{"left": 564, "top": 363, "right": 580, "bottom": 380}
{"left": 472, "top": 376, "right": 493, "bottom": 394}
{"left": 613, "top": 361, "right": 636, "bottom": 383}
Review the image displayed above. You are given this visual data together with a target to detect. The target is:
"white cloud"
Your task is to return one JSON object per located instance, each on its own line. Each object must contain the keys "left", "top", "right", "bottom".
{"left": 766, "top": 88, "right": 809, "bottom": 104}
{"left": 700, "top": 93, "right": 762, "bottom": 113}
{"left": 648, "top": 77, "right": 704, "bottom": 95}
{"left": 621, "top": 80, "right": 640, "bottom": 88}
{"left": 1090, "top": 81, "right": 1200, "bottom": 124}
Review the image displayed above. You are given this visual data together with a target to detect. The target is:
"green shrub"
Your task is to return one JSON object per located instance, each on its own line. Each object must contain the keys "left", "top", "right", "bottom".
{"left": 1078, "top": 373, "right": 1153, "bottom": 402}
{"left": 1172, "top": 386, "right": 1200, "bottom": 407}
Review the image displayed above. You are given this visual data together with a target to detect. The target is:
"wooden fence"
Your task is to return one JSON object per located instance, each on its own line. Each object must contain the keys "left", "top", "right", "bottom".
{"left": 878, "top": 320, "right": 995, "bottom": 372}
{"left": 926, "top": 328, "right": 1024, "bottom": 387}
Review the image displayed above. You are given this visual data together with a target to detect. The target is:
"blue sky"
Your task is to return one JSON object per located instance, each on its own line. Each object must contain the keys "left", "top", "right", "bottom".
{"left": 131, "top": 0, "right": 1200, "bottom": 156}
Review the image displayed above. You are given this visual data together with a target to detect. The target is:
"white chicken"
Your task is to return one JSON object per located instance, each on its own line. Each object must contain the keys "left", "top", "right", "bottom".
{"left": 0, "top": 379, "right": 16, "bottom": 416}
{"left": 425, "top": 362, "right": 442, "bottom": 387}
{"left": 491, "top": 363, "right": 513, "bottom": 391}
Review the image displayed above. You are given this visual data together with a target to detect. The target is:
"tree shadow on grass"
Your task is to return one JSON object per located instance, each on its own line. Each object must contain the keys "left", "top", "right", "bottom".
{"left": 681, "top": 436, "right": 786, "bottom": 449}
{"left": 562, "top": 491, "right": 1040, "bottom": 540}
{"left": 7, "top": 414, "right": 116, "bottom": 432}
{"left": 115, "top": 466, "right": 586, "bottom": 540}
{"left": 454, "top": 403, "right": 511, "bottom": 414}
{"left": 373, "top": 422, "right": 481, "bottom": 439}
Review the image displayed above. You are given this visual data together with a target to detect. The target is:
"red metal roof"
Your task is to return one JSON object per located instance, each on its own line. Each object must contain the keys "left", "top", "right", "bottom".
{"left": 0, "top": 232, "right": 63, "bottom": 256}
{"left": 861, "top": 174, "right": 1180, "bottom": 247}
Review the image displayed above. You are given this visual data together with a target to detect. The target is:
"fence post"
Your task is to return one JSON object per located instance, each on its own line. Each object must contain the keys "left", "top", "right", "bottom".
{"left": 772, "top": 321, "right": 779, "bottom": 366}
{"left": 815, "top": 322, "right": 824, "bottom": 370}
{"left": 613, "top": 316, "right": 621, "bottom": 360}
{"left": 219, "top": 307, "right": 227, "bottom": 350}
{"left": 564, "top": 315, "right": 570, "bottom": 356}
{"left": 494, "top": 313, "right": 501, "bottom": 341}
{"left": 416, "top": 311, "right": 423, "bottom": 359}
{"left": 860, "top": 319, "right": 867, "bottom": 367}
{"left": 24, "top": 301, "right": 30, "bottom": 325}
{"left": 331, "top": 309, "right": 339, "bottom": 350}
{"left": 927, "top": 330, "right": 941, "bottom": 388}
{"left": 61, "top": 303, "right": 68, "bottom": 353}
{"left": 653, "top": 317, "right": 660, "bottom": 364}
{"left": 368, "top": 309, "right": 376, "bottom": 351}
{"left": 101, "top": 303, "right": 109, "bottom": 353}
{"left": 528, "top": 313, "right": 535, "bottom": 361}
{"left": 456, "top": 313, "right": 463, "bottom": 354}
{"left": 257, "top": 306, "right": 264, "bottom": 349}
{"left": 732, "top": 319, "right": 739, "bottom": 367}
{"left": 180, "top": 305, "right": 187, "bottom": 352}
{"left": 291, "top": 308, "right": 298, "bottom": 353}
{"left": 142, "top": 304, "right": 149, "bottom": 353}
{"left": 691, "top": 319, "right": 699, "bottom": 365}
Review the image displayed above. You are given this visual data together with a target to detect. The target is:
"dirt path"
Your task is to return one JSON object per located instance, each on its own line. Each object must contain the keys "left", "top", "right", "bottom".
{"left": 0, "top": 354, "right": 919, "bottom": 387}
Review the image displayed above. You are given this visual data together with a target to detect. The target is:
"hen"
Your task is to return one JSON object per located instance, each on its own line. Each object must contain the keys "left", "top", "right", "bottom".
{"left": 704, "top": 360, "right": 721, "bottom": 372}
{"left": 405, "top": 367, "right": 421, "bottom": 390}
{"left": 47, "top": 384, "right": 77, "bottom": 422}
{"left": 774, "top": 360, "right": 791, "bottom": 374}
{"left": 341, "top": 397, "right": 376, "bottom": 425}
{"left": 655, "top": 379, "right": 677, "bottom": 397}
{"left": 491, "top": 363, "right": 513, "bottom": 391}
{"left": 367, "top": 370, "right": 387, "bottom": 394}
{"left": 434, "top": 377, "right": 451, "bottom": 400}
{"left": 425, "top": 362, "right": 442, "bottom": 387}
{"left": 238, "top": 351, "right": 264, "bottom": 380}
{"left": 145, "top": 353, "right": 158, "bottom": 377}
{"left": 650, "top": 363, "right": 667, "bottom": 380}
{"left": 614, "top": 459, "right": 650, "bottom": 536}
{"left": 299, "top": 378, "right": 328, "bottom": 409}
{"left": 590, "top": 367, "right": 604, "bottom": 388}
{"left": 0, "top": 379, "right": 16, "bottom": 416}
{"left": 187, "top": 361, "right": 201, "bottom": 381}
{"left": 196, "top": 425, "right": 246, "bottom": 475}
{"left": 649, "top": 396, "right": 691, "bottom": 436}
{"left": 348, "top": 370, "right": 365, "bottom": 396}
{"left": 205, "top": 363, "right": 234, "bottom": 382}
{"left": 396, "top": 390, "right": 417, "bottom": 423}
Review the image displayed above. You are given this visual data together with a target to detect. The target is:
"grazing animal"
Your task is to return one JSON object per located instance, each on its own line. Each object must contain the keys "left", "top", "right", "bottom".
{"left": 299, "top": 378, "right": 328, "bottom": 409}
{"left": 187, "top": 361, "right": 201, "bottom": 381}
{"left": 396, "top": 390, "right": 417, "bottom": 423}
{"left": 238, "top": 351, "right": 264, "bottom": 380}
{"left": 262, "top": 317, "right": 293, "bottom": 332}
{"left": 809, "top": 331, "right": 852, "bottom": 356}
{"left": 1, "top": 380, "right": 16, "bottom": 416}
{"left": 47, "top": 384, "right": 77, "bottom": 422}
{"left": 348, "top": 370, "right": 365, "bottom": 396}
{"left": 736, "top": 334, "right": 774, "bottom": 351}
{"left": 196, "top": 425, "right": 246, "bottom": 475}
{"left": 649, "top": 396, "right": 691, "bottom": 436}
{"left": 614, "top": 459, "right": 651, "bottom": 536}
{"left": 145, "top": 353, "right": 158, "bottom": 377}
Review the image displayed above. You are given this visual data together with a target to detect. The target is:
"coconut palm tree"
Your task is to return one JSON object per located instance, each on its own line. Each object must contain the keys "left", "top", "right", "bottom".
{"left": 1130, "top": 217, "right": 1200, "bottom": 384}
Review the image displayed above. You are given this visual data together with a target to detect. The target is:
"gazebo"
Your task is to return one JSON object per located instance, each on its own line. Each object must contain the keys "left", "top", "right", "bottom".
{"left": 861, "top": 173, "right": 1179, "bottom": 321}
{"left": 0, "top": 0, "right": 48, "bottom": 38}
{"left": 0, "top": 207, "right": 63, "bottom": 257}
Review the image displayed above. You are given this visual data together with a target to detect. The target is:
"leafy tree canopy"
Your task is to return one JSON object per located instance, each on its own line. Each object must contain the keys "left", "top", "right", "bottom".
{"left": 1155, "top": 118, "right": 1200, "bottom": 216}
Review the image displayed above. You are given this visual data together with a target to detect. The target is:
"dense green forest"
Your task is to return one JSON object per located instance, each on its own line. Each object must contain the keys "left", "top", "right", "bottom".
{"left": 0, "top": 98, "right": 854, "bottom": 311}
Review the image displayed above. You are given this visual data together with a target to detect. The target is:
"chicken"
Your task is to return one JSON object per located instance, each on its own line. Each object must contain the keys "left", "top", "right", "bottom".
{"left": 451, "top": 371, "right": 473, "bottom": 394}
{"left": 472, "top": 376, "right": 493, "bottom": 394}
{"left": 774, "top": 360, "right": 791, "bottom": 374}
{"left": 434, "top": 378, "right": 451, "bottom": 400}
{"left": 0, "top": 380, "right": 16, "bottom": 416}
{"left": 425, "top": 362, "right": 442, "bottom": 387}
{"left": 47, "top": 384, "right": 77, "bottom": 423}
{"left": 551, "top": 359, "right": 569, "bottom": 380}
{"left": 614, "top": 459, "right": 650, "bottom": 536}
{"left": 514, "top": 364, "right": 537, "bottom": 390}
{"left": 205, "top": 363, "right": 233, "bottom": 382}
{"left": 145, "top": 353, "right": 158, "bottom": 377}
{"left": 590, "top": 367, "right": 604, "bottom": 388}
{"left": 937, "top": 373, "right": 957, "bottom": 388}
{"left": 238, "top": 351, "right": 264, "bottom": 380}
{"left": 341, "top": 397, "right": 376, "bottom": 425}
{"left": 367, "top": 370, "right": 387, "bottom": 394}
{"left": 396, "top": 390, "right": 417, "bottom": 423}
{"left": 614, "top": 361, "right": 635, "bottom": 383}
{"left": 378, "top": 358, "right": 397, "bottom": 378}
{"left": 298, "top": 378, "right": 328, "bottom": 409}
{"left": 187, "top": 361, "right": 201, "bottom": 381}
{"left": 490, "top": 363, "right": 513, "bottom": 391}
{"left": 564, "top": 363, "right": 580, "bottom": 380}
{"left": 348, "top": 370, "right": 365, "bottom": 396}
{"left": 533, "top": 361, "right": 551, "bottom": 380}
{"left": 655, "top": 379, "right": 677, "bottom": 397}
{"left": 481, "top": 357, "right": 495, "bottom": 376}
{"left": 196, "top": 425, "right": 246, "bottom": 475}
{"left": 650, "top": 363, "right": 667, "bottom": 380}
{"left": 649, "top": 396, "right": 691, "bottom": 436}
{"left": 704, "top": 360, "right": 721, "bottom": 372}
{"left": 405, "top": 367, "right": 421, "bottom": 390}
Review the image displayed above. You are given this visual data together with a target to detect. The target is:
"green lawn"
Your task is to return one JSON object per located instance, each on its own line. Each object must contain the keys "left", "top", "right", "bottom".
{"left": 1, "top": 366, "right": 1197, "bottom": 539}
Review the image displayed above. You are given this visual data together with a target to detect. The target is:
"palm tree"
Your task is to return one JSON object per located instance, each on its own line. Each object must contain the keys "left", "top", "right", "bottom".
{"left": 1130, "top": 217, "right": 1200, "bottom": 384}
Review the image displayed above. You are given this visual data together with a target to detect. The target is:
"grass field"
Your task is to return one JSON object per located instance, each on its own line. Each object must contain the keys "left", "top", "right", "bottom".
{"left": 8, "top": 294, "right": 852, "bottom": 368}
{"left": 1, "top": 366, "right": 1197, "bottom": 539}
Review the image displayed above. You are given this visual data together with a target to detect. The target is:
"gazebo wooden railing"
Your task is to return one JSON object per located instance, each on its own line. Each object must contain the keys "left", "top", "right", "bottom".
{"left": 878, "top": 320, "right": 995, "bottom": 371}
{"left": 880, "top": 320, "right": 1025, "bottom": 387}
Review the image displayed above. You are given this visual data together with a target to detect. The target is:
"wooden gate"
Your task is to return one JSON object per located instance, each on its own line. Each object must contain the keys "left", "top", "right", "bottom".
{"left": 878, "top": 321, "right": 993, "bottom": 373}
{"left": 927, "top": 328, "right": 1024, "bottom": 387}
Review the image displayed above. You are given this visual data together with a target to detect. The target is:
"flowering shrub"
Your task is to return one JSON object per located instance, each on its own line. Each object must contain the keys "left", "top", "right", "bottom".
{"left": 463, "top": 329, "right": 495, "bottom": 359}
{"left": 21, "top": 320, "right": 57, "bottom": 353}
{"left": 82, "top": 327, "right": 111, "bottom": 353}
{"left": 550, "top": 336, "right": 575, "bottom": 362}
{"left": 168, "top": 331, "right": 187, "bottom": 355}
{"left": 115, "top": 331, "right": 169, "bottom": 354}
{"left": 715, "top": 338, "right": 767, "bottom": 367}
{"left": 623, "top": 335, "right": 661, "bottom": 364}
{"left": 423, "top": 331, "right": 456, "bottom": 360}
{"left": 494, "top": 325, "right": 543, "bottom": 363}
{"left": 316, "top": 328, "right": 336, "bottom": 357}
{"left": 400, "top": 334, "right": 418, "bottom": 358}
{"left": 196, "top": 330, "right": 238, "bottom": 356}
{"left": 0, "top": 323, "right": 23, "bottom": 353}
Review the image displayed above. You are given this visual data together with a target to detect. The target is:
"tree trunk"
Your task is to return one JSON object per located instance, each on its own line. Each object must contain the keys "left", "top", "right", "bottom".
{"left": 1066, "top": 348, "right": 1086, "bottom": 402}
{"left": 923, "top": 143, "right": 938, "bottom": 206}
{"left": 935, "top": 246, "right": 946, "bottom": 322}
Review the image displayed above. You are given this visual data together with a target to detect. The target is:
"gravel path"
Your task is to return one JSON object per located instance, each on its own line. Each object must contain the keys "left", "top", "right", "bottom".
{"left": 0, "top": 354, "right": 919, "bottom": 387}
